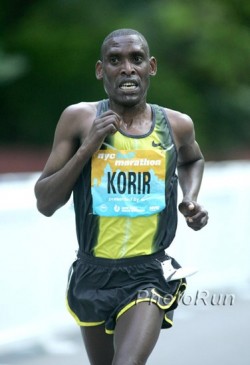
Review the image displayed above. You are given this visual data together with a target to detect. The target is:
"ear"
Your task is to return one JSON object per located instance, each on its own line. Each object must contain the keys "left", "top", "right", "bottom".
{"left": 149, "top": 57, "right": 157, "bottom": 76}
{"left": 95, "top": 60, "right": 103, "bottom": 80}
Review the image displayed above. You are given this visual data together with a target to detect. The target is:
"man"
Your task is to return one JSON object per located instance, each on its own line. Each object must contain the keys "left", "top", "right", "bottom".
{"left": 35, "top": 29, "right": 208, "bottom": 365}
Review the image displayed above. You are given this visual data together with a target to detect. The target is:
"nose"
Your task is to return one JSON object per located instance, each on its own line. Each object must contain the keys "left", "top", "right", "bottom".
{"left": 120, "top": 60, "right": 135, "bottom": 75}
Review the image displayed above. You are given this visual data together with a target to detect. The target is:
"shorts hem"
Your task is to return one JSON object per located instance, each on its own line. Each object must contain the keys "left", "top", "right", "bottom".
{"left": 164, "top": 313, "right": 173, "bottom": 327}
{"left": 66, "top": 298, "right": 105, "bottom": 327}
{"left": 115, "top": 279, "right": 186, "bottom": 329}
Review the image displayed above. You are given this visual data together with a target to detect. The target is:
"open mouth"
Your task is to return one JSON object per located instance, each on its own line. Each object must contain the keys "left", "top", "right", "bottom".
{"left": 119, "top": 81, "right": 138, "bottom": 91}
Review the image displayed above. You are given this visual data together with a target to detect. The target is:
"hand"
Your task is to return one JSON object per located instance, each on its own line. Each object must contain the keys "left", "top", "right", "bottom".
{"left": 178, "top": 200, "right": 208, "bottom": 231}
{"left": 84, "top": 110, "right": 121, "bottom": 152}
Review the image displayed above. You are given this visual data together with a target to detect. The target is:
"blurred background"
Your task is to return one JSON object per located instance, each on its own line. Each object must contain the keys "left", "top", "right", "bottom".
{"left": 0, "top": 0, "right": 250, "bottom": 364}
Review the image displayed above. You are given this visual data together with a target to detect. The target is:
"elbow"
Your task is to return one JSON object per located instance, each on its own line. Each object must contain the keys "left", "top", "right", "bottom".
{"left": 35, "top": 195, "right": 68, "bottom": 217}
{"left": 178, "top": 155, "right": 204, "bottom": 169}
{"left": 34, "top": 182, "right": 56, "bottom": 217}
{"left": 36, "top": 200, "right": 56, "bottom": 217}
{"left": 34, "top": 182, "right": 70, "bottom": 216}
{"left": 35, "top": 192, "right": 56, "bottom": 217}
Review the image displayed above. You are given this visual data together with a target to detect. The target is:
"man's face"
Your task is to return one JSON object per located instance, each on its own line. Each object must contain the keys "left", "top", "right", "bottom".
{"left": 96, "top": 35, "right": 156, "bottom": 107}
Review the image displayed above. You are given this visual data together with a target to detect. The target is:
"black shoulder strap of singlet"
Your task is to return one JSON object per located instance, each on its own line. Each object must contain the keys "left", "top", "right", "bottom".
{"left": 96, "top": 99, "right": 109, "bottom": 117}
{"left": 159, "top": 106, "right": 178, "bottom": 154}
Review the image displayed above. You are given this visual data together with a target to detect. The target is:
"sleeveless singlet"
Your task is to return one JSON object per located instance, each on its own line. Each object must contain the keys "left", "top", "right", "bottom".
{"left": 73, "top": 100, "right": 178, "bottom": 259}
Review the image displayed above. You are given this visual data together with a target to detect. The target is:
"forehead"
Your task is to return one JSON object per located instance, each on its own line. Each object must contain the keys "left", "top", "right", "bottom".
{"left": 102, "top": 35, "right": 148, "bottom": 57}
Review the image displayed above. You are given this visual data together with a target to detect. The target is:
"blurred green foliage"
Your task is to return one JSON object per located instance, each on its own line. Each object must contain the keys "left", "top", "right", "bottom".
{"left": 1, "top": 0, "right": 250, "bottom": 159}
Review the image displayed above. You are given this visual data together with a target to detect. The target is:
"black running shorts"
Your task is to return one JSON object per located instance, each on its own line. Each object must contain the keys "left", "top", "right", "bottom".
{"left": 66, "top": 250, "right": 186, "bottom": 334}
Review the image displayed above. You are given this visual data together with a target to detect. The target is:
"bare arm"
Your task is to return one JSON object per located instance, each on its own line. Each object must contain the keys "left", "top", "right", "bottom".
{"left": 167, "top": 110, "right": 208, "bottom": 230}
{"left": 34, "top": 103, "right": 120, "bottom": 216}
{"left": 176, "top": 115, "right": 204, "bottom": 203}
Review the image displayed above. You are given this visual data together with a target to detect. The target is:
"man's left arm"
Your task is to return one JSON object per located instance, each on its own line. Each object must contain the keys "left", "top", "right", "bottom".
{"left": 172, "top": 113, "right": 208, "bottom": 231}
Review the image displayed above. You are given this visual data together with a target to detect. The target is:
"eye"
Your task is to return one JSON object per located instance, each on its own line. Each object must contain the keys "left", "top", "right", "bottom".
{"left": 109, "top": 56, "right": 119, "bottom": 65}
{"left": 133, "top": 55, "right": 143, "bottom": 64}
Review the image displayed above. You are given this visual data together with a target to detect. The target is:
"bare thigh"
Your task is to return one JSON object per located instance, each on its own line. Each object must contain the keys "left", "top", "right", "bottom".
{"left": 112, "top": 302, "right": 164, "bottom": 365}
{"left": 80, "top": 324, "right": 114, "bottom": 365}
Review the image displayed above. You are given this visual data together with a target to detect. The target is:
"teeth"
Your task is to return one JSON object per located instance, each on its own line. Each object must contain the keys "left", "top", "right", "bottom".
{"left": 120, "top": 83, "right": 137, "bottom": 90}
{"left": 121, "top": 82, "right": 136, "bottom": 90}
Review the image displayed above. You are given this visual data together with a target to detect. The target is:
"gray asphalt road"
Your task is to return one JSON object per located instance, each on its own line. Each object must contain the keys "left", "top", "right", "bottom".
{"left": 1, "top": 298, "right": 249, "bottom": 365}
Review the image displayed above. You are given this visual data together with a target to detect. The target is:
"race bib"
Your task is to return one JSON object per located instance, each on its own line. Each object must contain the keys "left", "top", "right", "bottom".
{"left": 91, "top": 149, "right": 166, "bottom": 217}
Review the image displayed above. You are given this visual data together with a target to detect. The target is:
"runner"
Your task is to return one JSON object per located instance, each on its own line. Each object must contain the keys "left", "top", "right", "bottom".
{"left": 35, "top": 28, "right": 208, "bottom": 365}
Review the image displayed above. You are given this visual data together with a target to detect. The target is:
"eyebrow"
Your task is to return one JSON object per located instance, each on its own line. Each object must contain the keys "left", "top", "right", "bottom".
{"left": 105, "top": 48, "right": 146, "bottom": 57}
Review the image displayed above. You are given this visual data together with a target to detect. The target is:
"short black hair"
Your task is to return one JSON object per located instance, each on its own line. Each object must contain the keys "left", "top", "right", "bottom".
{"left": 101, "top": 28, "right": 150, "bottom": 59}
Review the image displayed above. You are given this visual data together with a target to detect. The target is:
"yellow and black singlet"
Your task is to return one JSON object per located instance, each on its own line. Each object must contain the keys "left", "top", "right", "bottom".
{"left": 73, "top": 100, "right": 178, "bottom": 259}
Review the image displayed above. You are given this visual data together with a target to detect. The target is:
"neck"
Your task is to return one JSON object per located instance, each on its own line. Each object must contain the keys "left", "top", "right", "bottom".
{"left": 108, "top": 100, "right": 152, "bottom": 135}
{"left": 109, "top": 100, "right": 148, "bottom": 127}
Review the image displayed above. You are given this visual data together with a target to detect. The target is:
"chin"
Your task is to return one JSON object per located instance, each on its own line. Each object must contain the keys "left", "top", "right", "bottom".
{"left": 121, "top": 99, "right": 138, "bottom": 107}
{"left": 117, "top": 94, "right": 141, "bottom": 107}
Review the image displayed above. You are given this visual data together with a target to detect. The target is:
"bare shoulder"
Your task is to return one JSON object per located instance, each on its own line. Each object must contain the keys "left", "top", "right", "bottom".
{"left": 56, "top": 101, "right": 99, "bottom": 139}
{"left": 37, "top": 102, "right": 100, "bottom": 178}
{"left": 164, "top": 107, "right": 194, "bottom": 134}
{"left": 163, "top": 107, "right": 195, "bottom": 147}
{"left": 63, "top": 101, "right": 98, "bottom": 118}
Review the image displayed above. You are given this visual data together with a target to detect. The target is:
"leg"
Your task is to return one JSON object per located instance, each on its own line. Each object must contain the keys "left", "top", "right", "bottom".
{"left": 112, "top": 302, "right": 164, "bottom": 365}
{"left": 80, "top": 324, "right": 114, "bottom": 365}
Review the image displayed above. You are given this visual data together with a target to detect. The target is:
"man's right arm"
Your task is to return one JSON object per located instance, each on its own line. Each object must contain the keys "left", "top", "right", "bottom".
{"left": 35, "top": 103, "right": 120, "bottom": 217}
